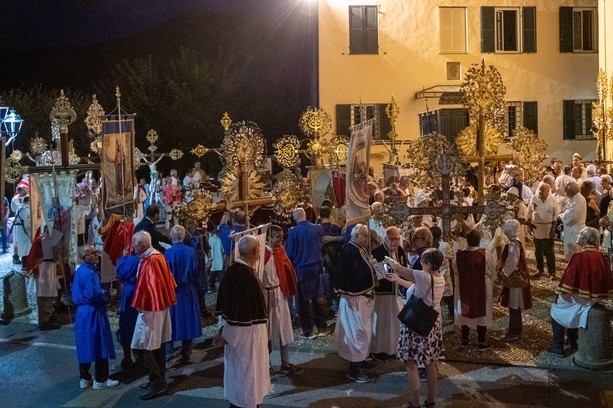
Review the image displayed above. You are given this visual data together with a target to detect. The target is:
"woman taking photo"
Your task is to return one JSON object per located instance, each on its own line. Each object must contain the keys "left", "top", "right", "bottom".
{"left": 385, "top": 248, "right": 446, "bottom": 408}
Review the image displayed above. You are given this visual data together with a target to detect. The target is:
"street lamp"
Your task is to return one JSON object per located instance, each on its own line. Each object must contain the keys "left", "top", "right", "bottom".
{"left": 3, "top": 109, "right": 24, "bottom": 146}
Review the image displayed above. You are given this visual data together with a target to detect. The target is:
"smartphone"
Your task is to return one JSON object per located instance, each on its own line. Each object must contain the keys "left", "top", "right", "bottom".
{"left": 383, "top": 262, "right": 392, "bottom": 274}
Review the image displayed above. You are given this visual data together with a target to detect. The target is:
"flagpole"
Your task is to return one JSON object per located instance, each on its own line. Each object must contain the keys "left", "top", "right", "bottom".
{"left": 116, "top": 87, "right": 129, "bottom": 249}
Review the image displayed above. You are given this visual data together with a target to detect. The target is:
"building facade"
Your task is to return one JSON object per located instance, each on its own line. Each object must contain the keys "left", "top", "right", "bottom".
{"left": 318, "top": 0, "right": 599, "bottom": 170}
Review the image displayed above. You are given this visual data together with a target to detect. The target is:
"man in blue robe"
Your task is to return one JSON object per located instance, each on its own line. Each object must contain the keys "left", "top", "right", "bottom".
{"left": 72, "top": 244, "right": 119, "bottom": 390}
{"left": 164, "top": 225, "right": 202, "bottom": 365}
{"left": 286, "top": 207, "right": 330, "bottom": 339}
{"left": 113, "top": 251, "right": 140, "bottom": 371}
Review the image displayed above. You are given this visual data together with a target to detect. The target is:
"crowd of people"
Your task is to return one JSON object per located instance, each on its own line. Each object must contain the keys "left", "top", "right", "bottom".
{"left": 4, "top": 152, "right": 613, "bottom": 407}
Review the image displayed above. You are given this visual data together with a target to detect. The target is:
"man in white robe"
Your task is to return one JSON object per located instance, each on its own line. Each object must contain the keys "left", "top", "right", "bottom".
{"left": 214, "top": 235, "right": 271, "bottom": 407}
{"left": 130, "top": 231, "right": 177, "bottom": 400}
{"left": 262, "top": 226, "right": 302, "bottom": 376}
{"left": 34, "top": 225, "right": 63, "bottom": 330}
{"left": 558, "top": 182, "right": 586, "bottom": 261}
{"left": 13, "top": 196, "right": 31, "bottom": 266}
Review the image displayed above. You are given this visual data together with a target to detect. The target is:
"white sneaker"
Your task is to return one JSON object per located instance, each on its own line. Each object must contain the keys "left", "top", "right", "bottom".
{"left": 93, "top": 379, "right": 120, "bottom": 389}
{"left": 79, "top": 378, "right": 92, "bottom": 389}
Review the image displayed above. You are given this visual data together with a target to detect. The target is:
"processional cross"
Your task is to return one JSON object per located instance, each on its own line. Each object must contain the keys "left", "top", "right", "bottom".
{"left": 389, "top": 152, "right": 507, "bottom": 240}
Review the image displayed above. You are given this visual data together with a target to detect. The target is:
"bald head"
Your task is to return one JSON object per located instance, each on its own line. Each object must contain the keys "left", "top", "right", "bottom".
{"left": 237, "top": 235, "right": 260, "bottom": 267}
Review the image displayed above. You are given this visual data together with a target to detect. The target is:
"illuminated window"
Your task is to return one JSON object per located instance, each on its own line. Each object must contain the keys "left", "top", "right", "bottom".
{"left": 440, "top": 7, "right": 467, "bottom": 54}
{"left": 349, "top": 5, "right": 378, "bottom": 55}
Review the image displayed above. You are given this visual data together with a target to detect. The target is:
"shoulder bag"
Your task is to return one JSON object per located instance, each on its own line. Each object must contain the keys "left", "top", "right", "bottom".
{"left": 397, "top": 274, "right": 439, "bottom": 336}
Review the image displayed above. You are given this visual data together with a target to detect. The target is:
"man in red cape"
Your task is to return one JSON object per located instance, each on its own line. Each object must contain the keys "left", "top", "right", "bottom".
{"left": 549, "top": 227, "right": 613, "bottom": 356}
{"left": 130, "top": 231, "right": 176, "bottom": 400}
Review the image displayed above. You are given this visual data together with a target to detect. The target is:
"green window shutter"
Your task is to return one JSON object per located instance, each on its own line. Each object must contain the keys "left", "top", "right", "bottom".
{"left": 481, "top": 7, "right": 495, "bottom": 53}
{"left": 377, "top": 104, "right": 391, "bottom": 139}
{"left": 523, "top": 101, "right": 538, "bottom": 134}
{"left": 560, "top": 7, "right": 573, "bottom": 53}
{"left": 522, "top": 7, "right": 537, "bottom": 53}
{"left": 336, "top": 104, "right": 351, "bottom": 137}
{"left": 349, "top": 6, "right": 365, "bottom": 54}
{"left": 364, "top": 6, "right": 379, "bottom": 54}
{"left": 563, "top": 100, "right": 575, "bottom": 140}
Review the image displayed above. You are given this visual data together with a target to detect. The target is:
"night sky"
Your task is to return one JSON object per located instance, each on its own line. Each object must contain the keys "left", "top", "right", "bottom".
{"left": 0, "top": 0, "right": 317, "bottom": 158}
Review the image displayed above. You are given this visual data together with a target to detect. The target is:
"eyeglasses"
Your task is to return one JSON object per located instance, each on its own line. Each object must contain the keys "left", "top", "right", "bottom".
{"left": 387, "top": 236, "right": 401, "bottom": 241}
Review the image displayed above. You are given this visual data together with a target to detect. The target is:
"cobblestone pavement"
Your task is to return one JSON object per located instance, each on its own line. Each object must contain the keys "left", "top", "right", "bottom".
{"left": 2, "top": 240, "right": 613, "bottom": 408}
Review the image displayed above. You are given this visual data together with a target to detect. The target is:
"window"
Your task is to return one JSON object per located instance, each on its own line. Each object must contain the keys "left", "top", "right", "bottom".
{"left": 563, "top": 100, "right": 596, "bottom": 140}
{"left": 496, "top": 8, "right": 519, "bottom": 52}
{"left": 440, "top": 7, "right": 467, "bottom": 54}
{"left": 481, "top": 6, "right": 536, "bottom": 53}
{"left": 336, "top": 104, "right": 391, "bottom": 140}
{"left": 560, "top": 7, "right": 597, "bottom": 52}
{"left": 349, "top": 5, "right": 378, "bottom": 55}
{"left": 505, "top": 101, "right": 538, "bottom": 138}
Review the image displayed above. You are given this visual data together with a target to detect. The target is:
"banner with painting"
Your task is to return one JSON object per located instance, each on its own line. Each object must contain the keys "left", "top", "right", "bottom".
{"left": 345, "top": 119, "right": 373, "bottom": 225}
{"left": 35, "top": 171, "right": 78, "bottom": 264}
{"left": 231, "top": 223, "right": 269, "bottom": 282}
{"left": 101, "top": 116, "right": 135, "bottom": 215}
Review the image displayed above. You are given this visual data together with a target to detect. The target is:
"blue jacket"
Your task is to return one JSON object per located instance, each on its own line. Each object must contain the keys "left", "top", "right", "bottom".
{"left": 134, "top": 217, "right": 172, "bottom": 253}
{"left": 164, "top": 243, "right": 202, "bottom": 341}
{"left": 116, "top": 255, "right": 139, "bottom": 343}
{"left": 72, "top": 263, "right": 116, "bottom": 363}
{"left": 285, "top": 220, "right": 324, "bottom": 269}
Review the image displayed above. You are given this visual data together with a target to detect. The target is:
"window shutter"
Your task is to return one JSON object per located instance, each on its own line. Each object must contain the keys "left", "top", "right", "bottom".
{"left": 522, "top": 7, "right": 537, "bottom": 53}
{"left": 559, "top": 7, "right": 573, "bottom": 53}
{"left": 523, "top": 101, "right": 538, "bottom": 134}
{"left": 364, "top": 5, "right": 379, "bottom": 54}
{"left": 562, "top": 100, "right": 575, "bottom": 140}
{"left": 377, "top": 104, "right": 392, "bottom": 139}
{"left": 349, "top": 6, "right": 365, "bottom": 54}
{"left": 481, "top": 7, "right": 495, "bottom": 53}
{"left": 440, "top": 8, "right": 453, "bottom": 53}
{"left": 336, "top": 104, "right": 352, "bottom": 137}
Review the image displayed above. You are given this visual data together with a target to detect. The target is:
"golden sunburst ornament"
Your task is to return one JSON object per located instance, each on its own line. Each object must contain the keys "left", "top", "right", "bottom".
{"left": 221, "top": 121, "right": 265, "bottom": 170}
{"left": 85, "top": 94, "right": 105, "bottom": 137}
{"left": 220, "top": 167, "right": 265, "bottom": 203}
{"left": 507, "top": 126, "right": 548, "bottom": 183}
{"left": 272, "top": 169, "right": 304, "bottom": 216}
{"left": 456, "top": 122, "right": 503, "bottom": 156}
{"left": 169, "top": 149, "right": 184, "bottom": 160}
{"left": 299, "top": 106, "right": 332, "bottom": 139}
{"left": 273, "top": 135, "right": 301, "bottom": 169}
{"left": 30, "top": 136, "right": 48, "bottom": 156}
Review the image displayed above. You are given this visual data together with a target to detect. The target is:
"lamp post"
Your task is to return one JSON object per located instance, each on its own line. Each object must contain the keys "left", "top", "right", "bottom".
{"left": 3, "top": 109, "right": 24, "bottom": 147}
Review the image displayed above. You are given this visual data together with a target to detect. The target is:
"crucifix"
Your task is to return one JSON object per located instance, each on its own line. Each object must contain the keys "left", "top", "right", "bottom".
{"left": 389, "top": 152, "right": 507, "bottom": 241}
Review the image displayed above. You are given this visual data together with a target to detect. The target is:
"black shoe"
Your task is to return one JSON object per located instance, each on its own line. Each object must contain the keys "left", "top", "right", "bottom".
{"left": 477, "top": 343, "right": 493, "bottom": 351}
{"left": 418, "top": 367, "right": 427, "bottom": 382}
{"left": 12, "top": 256, "right": 21, "bottom": 264}
{"left": 533, "top": 271, "right": 544, "bottom": 279}
{"left": 140, "top": 382, "right": 168, "bottom": 400}
{"left": 139, "top": 381, "right": 151, "bottom": 390}
{"left": 39, "top": 322, "right": 62, "bottom": 331}
{"left": 369, "top": 353, "right": 385, "bottom": 363}
{"left": 550, "top": 275, "right": 557, "bottom": 281}
{"left": 460, "top": 339, "right": 471, "bottom": 347}
{"left": 547, "top": 346, "right": 565, "bottom": 357}
{"left": 361, "top": 360, "right": 377, "bottom": 370}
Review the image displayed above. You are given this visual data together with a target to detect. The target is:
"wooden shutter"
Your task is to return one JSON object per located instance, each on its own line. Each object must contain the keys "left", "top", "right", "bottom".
{"left": 377, "top": 104, "right": 391, "bottom": 139}
{"left": 559, "top": 7, "right": 573, "bottom": 53}
{"left": 523, "top": 101, "right": 538, "bottom": 134}
{"left": 481, "top": 7, "right": 495, "bottom": 53}
{"left": 349, "top": 6, "right": 365, "bottom": 54}
{"left": 440, "top": 8, "right": 466, "bottom": 53}
{"left": 522, "top": 7, "right": 537, "bottom": 53}
{"left": 336, "top": 104, "right": 352, "bottom": 137}
{"left": 364, "top": 5, "right": 379, "bottom": 54}
{"left": 451, "top": 109, "right": 469, "bottom": 140}
{"left": 562, "top": 100, "right": 575, "bottom": 140}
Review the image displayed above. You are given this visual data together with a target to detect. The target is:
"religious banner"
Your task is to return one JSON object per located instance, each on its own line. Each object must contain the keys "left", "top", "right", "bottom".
{"left": 28, "top": 174, "right": 43, "bottom": 241}
{"left": 35, "top": 171, "right": 78, "bottom": 264}
{"left": 232, "top": 223, "right": 269, "bottom": 282}
{"left": 308, "top": 168, "right": 337, "bottom": 215}
{"left": 345, "top": 119, "right": 373, "bottom": 225}
{"left": 332, "top": 170, "right": 346, "bottom": 207}
{"left": 101, "top": 115, "right": 135, "bottom": 213}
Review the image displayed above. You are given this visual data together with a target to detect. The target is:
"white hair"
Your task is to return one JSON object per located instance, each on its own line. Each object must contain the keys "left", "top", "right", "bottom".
{"left": 577, "top": 227, "right": 600, "bottom": 247}
{"left": 503, "top": 219, "right": 520, "bottom": 239}
{"left": 292, "top": 207, "right": 306, "bottom": 222}
{"left": 170, "top": 225, "right": 186, "bottom": 242}
{"left": 132, "top": 231, "right": 152, "bottom": 248}
{"left": 351, "top": 223, "right": 368, "bottom": 240}
{"left": 587, "top": 164, "right": 597, "bottom": 177}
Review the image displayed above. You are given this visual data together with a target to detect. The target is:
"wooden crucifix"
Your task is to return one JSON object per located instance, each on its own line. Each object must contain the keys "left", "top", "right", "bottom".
{"left": 389, "top": 152, "right": 507, "bottom": 240}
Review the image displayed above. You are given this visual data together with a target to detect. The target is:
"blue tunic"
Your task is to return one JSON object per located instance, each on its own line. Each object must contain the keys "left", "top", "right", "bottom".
{"left": 164, "top": 243, "right": 203, "bottom": 341}
{"left": 116, "top": 255, "right": 139, "bottom": 343}
{"left": 72, "top": 263, "right": 116, "bottom": 363}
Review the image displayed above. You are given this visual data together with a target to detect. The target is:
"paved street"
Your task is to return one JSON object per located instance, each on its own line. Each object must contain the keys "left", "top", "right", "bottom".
{"left": 2, "top": 244, "right": 613, "bottom": 407}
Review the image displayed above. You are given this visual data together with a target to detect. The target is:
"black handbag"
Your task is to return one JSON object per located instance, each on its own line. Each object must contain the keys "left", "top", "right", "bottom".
{"left": 397, "top": 275, "right": 439, "bottom": 336}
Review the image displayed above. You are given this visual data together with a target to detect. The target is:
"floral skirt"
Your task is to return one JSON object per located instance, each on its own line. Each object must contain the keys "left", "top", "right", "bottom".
{"left": 396, "top": 316, "right": 443, "bottom": 365}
